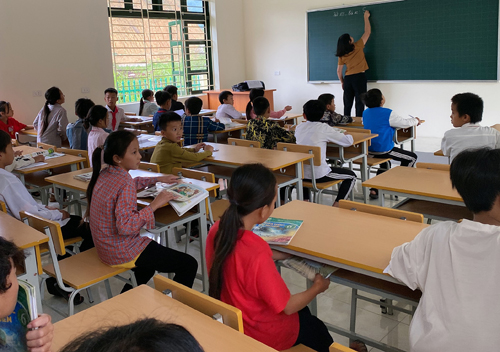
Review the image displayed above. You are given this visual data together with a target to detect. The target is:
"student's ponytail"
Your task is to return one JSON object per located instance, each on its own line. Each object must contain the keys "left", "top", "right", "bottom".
{"left": 208, "top": 163, "right": 277, "bottom": 299}
{"left": 84, "top": 146, "right": 103, "bottom": 221}
{"left": 139, "top": 89, "right": 153, "bottom": 116}
{"left": 245, "top": 89, "right": 265, "bottom": 120}
{"left": 41, "top": 87, "right": 62, "bottom": 135}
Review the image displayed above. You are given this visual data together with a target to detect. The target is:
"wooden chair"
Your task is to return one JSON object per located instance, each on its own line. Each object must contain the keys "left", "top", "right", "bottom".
{"left": 416, "top": 162, "right": 449, "bottom": 171}
{"left": 20, "top": 211, "right": 137, "bottom": 316}
{"left": 56, "top": 148, "right": 89, "bottom": 169}
{"left": 277, "top": 143, "right": 342, "bottom": 204}
{"left": 0, "top": 200, "right": 6, "bottom": 213}
{"left": 339, "top": 199, "right": 424, "bottom": 222}
{"left": 153, "top": 275, "right": 243, "bottom": 332}
{"left": 139, "top": 161, "right": 160, "bottom": 173}
{"left": 227, "top": 137, "right": 260, "bottom": 148}
{"left": 37, "top": 142, "right": 56, "bottom": 151}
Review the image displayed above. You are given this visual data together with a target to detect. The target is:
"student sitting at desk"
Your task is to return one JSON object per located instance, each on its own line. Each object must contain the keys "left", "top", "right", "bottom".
{"left": 151, "top": 112, "right": 213, "bottom": 174}
{"left": 183, "top": 96, "right": 224, "bottom": 146}
{"left": 386, "top": 148, "right": 500, "bottom": 352}
{"left": 33, "top": 87, "right": 68, "bottom": 148}
{"left": 87, "top": 130, "right": 198, "bottom": 292}
{"left": 245, "top": 97, "right": 296, "bottom": 149}
{"left": 361, "top": 88, "right": 420, "bottom": 199}
{"left": 317, "top": 93, "right": 353, "bottom": 126}
{"left": 164, "top": 85, "right": 185, "bottom": 112}
{"left": 216, "top": 90, "right": 243, "bottom": 122}
{"left": 67, "top": 98, "right": 95, "bottom": 150}
{"left": 104, "top": 88, "right": 139, "bottom": 132}
{"left": 84, "top": 105, "right": 109, "bottom": 167}
{"left": 152, "top": 90, "right": 172, "bottom": 132}
{"left": 296, "top": 100, "right": 357, "bottom": 207}
{"left": 207, "top": 164, "right": 333, "bottom": 352}
{"left": 139, "top": 89, "right": 159, "bottom": 117}
{"left": 0, "top": 238, "right": 54, "bottom": 352}
{"left": 441, "top": 92, "right": 500, "bottom": 162}
{"left": 0, "top": 101, "right": 35, "bottom": 139}
{"left": 245, "top": 88, "right": 291, "bottom": 120}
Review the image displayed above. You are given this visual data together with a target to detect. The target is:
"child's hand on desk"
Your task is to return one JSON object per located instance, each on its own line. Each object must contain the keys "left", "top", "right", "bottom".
{"left": 312, "top": 273, "right": 330, "bottom": 294}
{"left": 193, "top": 143, "right": 206, "bottom": 152}
{"left": 14, "top": 150, "right": 23, "bottom": 157}
{"left": 158, "top": 175, "right": 182, "bottom": 184}
{"left": 204, "top": 145, "right": 214, "bottom": 152}
{"left": 151, "top": 190, "right": 178, "bottom": 211}
{"left": 415, "top": 117, "right": 423, "bottom": 126}
{"left": 26, "top": 314, "right": 53, "bottom": 352}
{"left": 34, "top": 155, "right": 45, "bottom": 163}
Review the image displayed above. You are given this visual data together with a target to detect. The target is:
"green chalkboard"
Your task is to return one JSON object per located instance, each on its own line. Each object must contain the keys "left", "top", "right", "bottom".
{"left": 307, "top": 0, "right": 499, "bottom": 81}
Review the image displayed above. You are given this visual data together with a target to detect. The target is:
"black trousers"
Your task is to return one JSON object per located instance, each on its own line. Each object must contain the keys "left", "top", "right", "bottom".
{"left": 303, "top": 167, "right": 357, "bottom": 203}
{"left": 61, "top": 215, "right": 94, "bottom": 252}
{"left": 121, "top": 240, "right": 198, "bottom": 293}
{"left": 372, "top": 147, "right": 418, "bottom": 175}
{"left": 343, "top": 72, "right": 367, "bottom": 117}
{"left": 293, "top": 307, "right": 333, "bottom": 352}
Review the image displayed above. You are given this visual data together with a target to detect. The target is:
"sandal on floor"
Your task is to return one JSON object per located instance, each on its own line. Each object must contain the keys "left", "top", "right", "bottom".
{"left": 369, "top": 188, "right": 379, "bottom": 200}
{"left": 349, "top": 340, "right": 368, "bottom": 352}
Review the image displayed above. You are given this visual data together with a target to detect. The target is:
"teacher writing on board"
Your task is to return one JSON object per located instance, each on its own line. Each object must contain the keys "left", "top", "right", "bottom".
{"left": 336, "top": 10, "right": 371, "bottom": 117}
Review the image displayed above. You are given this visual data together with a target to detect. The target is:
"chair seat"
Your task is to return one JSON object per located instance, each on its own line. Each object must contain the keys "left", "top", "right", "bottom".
{"left": 43, "top": 248, "right": 130, "bottom": 290}
{"left": 194, "top": 165, "right": 234, "bottom": 179}
{"left": 396, "top": 199, "right": 473, "bottom": 221}
{"left": 352, "top": 157, "right": 391, "bottom": 166}
{"left": 303, "top": 179, "right": 341, "bottom": 190}
{"left": 210, "top": 199, "right": 230, "bottom": 222}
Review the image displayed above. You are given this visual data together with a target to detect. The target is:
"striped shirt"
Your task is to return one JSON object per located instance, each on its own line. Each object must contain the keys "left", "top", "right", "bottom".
{"left": 183, "top": 115, "right": 225, "bottom": 146}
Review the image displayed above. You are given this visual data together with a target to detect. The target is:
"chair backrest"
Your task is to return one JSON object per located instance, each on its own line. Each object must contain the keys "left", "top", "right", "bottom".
{"left": 276, "top": 142, "right": 321, "bottom": 166}
{"left": 172, "top": 167, "right": 217, "bottom": 197}
{"left": 0, "top": 200, "right": 6, "bottom": 213}
{"left": 19, "top": 211, "right": 66, "bottom": 256}
{"left": 341, "top": 127, "right": 371, "bottom": 134}
{"left": 153, "top": 275, "right": 244, "bottom": 332}
{"left": 339, "top": 199, "right": 424, "bottom": 223}
{"left": 330, "top": 342, "right": 357, "bottom": 352}
{"left": 139, "top": 161, "right": 160, "bottom": 173}
{"left": 227, "top": 138, "right": 260, "bottom": 148}
{"left": 37, "top": 142, "right": 56, "bottom": 151}
{"left": 57, "top": 148, "right": 90, "bottom": 169}
{"left": 416, "top": 162, "right": 450, "bottom": 171}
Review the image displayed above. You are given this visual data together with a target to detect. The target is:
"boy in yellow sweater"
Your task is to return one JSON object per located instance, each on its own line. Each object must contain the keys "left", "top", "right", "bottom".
{"left": 151, "top": 111, "right": 213, "bottom": 173}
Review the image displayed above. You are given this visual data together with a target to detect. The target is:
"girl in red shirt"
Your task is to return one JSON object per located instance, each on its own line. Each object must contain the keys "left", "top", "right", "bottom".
{"left": 0, "top": 101, "right": 34, "bottom": 139}
{"left": 206, "top": 164, "right": 333, "bottom": 351}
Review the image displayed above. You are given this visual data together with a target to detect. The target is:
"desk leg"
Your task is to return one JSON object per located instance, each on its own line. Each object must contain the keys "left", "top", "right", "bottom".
{"left": 360, "top": 142, "right": 368, "bottom": 203}
{"left": 198, "top": 201, "right": 209, "bottom": 293}
{"left": 24, "top": 247, "right": 43, "bottom": 313}
{"left": 306, "top": 279, "right": 318, "bottom": 315}
{"left": 19, "top": 174, "right": 26, "bottom": 186}
{"left": 70, "top": 163, "right": 77, "bottom": 172}
{"left": 213, "top": 134, "right": 218, "bottom": 143}
{"left": 379, "top": 191, "right": 385, "bottom": 207}
{"left": 295, "top": 162, "right": 304, "bottom": 201}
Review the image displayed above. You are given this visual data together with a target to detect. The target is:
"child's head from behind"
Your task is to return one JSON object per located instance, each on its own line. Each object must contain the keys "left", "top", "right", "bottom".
{"left": 0, "top": 130, "right": 14, "bottom": 168}
{"left": 450, "top": 93, "right": 483, "bottom": 127}
{"left": 45, "top": 86, "right": 65, "bottom": 105}
{"left": 75, "top": 98, "right": 95, "bottom": 120}
{"left": 0, "top": 101, "right": 13, "bottom": 119}
{"left": 361, "top": 89, "right": 384, "bottom": 108}
{"left": 218, "top": 91, "right": 233, "bottom": 105}
{"left": 451, "top": 148, "right": 500, "bottom": 215}
{"left": 141, "top": 89, "right": 154, "bottom": 102}
{"left": 252, "top": 97, "right": 270, "bottom": 117}
{"left": 164, "top": 85, "right": 179, "bottom": 100}
{"left": 185, "top": 97, "right": 203, "bottom": 115}
{"left": 159, "top": 112, "right": 183, "bottom": 143}
{"left": 249, "top": 89, "right": 265, "bottom": 102}
{"left": 83, "top": 105, "right": 108, "bottom": 130}
{"left": 60, "top": 318, "right": 204, "bottom": 352}
{"left": 318, "top": 93, "right": 335, "bottom": 112}
{"left": 303, "top": 100, "right": 326, "bottom": 122}
{"left": 0, "top": 238, "right": 25, "bottom": 319}
{"left": 209, "top": 164, "right": 277, "bottom": 299}
{"left": 104, "top": 88, "right": 119, "bottom": 109}
{"left": 155, "top": 91, "right": 172, "bottom": 110}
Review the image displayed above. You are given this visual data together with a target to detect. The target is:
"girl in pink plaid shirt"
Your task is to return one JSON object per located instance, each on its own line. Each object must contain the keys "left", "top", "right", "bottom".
{"left": 86, "top": 130, "right": 198, "bottom": 292}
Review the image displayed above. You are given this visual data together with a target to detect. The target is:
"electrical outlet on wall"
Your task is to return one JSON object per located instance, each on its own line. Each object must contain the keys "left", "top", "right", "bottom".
{"left": 81, "top": 87, "right": 90, "bottom": 93}
{"left": 32, "top": 91, "right": 43, "bottom": 97}
{"left": 274, "top": 71, "right": 281, "bottom": 76}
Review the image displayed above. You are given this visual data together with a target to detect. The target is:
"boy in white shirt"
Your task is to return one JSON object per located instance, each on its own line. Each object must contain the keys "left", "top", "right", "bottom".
{"left": 386, "top": 147, "right": 500, "bottom": 352}
{"left": 441, "top": 92, "right": 500, "bottom": 161}
{"left": 215, "top": 90, "right": 243, "bottom": 122}
{"left": 104, "top": 88, "right": 139, "bottom": 131}
{"left": 295, "top": 100, "right": 357, "bottom": 207}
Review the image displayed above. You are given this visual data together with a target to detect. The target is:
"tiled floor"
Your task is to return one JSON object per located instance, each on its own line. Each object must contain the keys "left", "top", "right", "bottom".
{"left": 41, "top": 137, "right": 444, "bottom": 351}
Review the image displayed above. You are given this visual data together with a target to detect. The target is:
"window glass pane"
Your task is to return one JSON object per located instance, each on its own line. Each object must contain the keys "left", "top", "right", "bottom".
{"left": 190, "top": 74, "right": 208, "bottom": 91}
{"left": 188, "top": 44, "right": 207, "bottom": 71}
{"left": 187, "top": 0, "right": 203, "bottom": 13}
{"left": 187, "top": 23, "right": 205, "bottom": 40}
{"left": 162, "top": 0, "right": 180, "bottom": 11}
{"left": 109, "top": 0, "right": 125, "bottom": 9}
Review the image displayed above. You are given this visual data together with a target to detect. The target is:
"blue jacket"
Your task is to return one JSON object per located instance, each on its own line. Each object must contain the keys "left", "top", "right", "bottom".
{"left": 362, "top": 107, "right": 395, "bottom": 153}
{"left": 66, "top": 119, "right": 88, "bottom": 150}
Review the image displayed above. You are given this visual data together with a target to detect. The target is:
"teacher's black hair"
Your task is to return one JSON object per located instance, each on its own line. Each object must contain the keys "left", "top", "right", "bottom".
{"left": 336, "top": 33, "right": 355, "bottom": 57}
{"left": 361, "top": 88, "right": 383, "bottom": 108}
{"left": 451, "top": 93, "right": 484, "bottom": 124}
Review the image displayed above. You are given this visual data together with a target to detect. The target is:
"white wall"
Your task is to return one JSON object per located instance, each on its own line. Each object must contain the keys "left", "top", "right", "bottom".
{"left": 0, "top": 0, "right": 114, "bottom": 124}
{"left": 242, "top": 0, "right": 500, "bottom": 138}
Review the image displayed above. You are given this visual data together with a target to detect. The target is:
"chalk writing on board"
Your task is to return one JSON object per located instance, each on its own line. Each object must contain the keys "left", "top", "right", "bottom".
{"left": 333, "top": 8, "right": 364, "bottom": 17}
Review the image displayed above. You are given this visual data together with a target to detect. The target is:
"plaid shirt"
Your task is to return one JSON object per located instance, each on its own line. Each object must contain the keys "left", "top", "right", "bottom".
{"left": 320, "top": 110, "right": 353, "bottom": 127}
{"left": 183, "top": 115, "right": 225, "bottom": 146}
{"left": 245, "top": 116, "right": 296, "bottom": 149}
{"left": 89, "top": 166, "right": 158, "bottom": 265}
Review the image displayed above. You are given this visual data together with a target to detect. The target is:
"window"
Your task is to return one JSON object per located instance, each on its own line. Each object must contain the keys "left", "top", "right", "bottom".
{"left": 108, "top": 0, "right": 213, "bottom": 103}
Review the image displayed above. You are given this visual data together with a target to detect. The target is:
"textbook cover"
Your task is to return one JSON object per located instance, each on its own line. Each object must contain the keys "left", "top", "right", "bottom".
{"left": 253, "top": 217, "right": 303, "bottom": 245}
{"left": 0, "top": 280, "right": 37, "bottom": 352}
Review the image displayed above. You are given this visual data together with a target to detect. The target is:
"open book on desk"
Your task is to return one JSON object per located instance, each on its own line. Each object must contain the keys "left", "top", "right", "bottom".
{"left": 253, "top": 217, "right": 303, "bottom": 245}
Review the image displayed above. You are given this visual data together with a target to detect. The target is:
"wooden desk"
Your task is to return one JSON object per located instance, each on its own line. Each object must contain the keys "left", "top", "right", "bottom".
{"left": 120, "top": 116, "right": 153, "bottom": 128}
{"left": 199, "top": 109, "right": 216, "bottom": 116}
{"left": 18, "top": 129, "right": 38, "bottom": 136}
{"left": 362, "top": 166, "right": 464, "bottom": 207}
{"left": 52, "top": 285, "right": 276, "bottom": 352}
{"left": 267, "top": 114, "right": 301, "bottom": 126}
{"left": 0, "top": 211, "right": 48, "bottom": 312}
{"left": 203, "top": 89, "right": 276, "bottom": 112}
{"left": 137, "top": 134, "right": 161, "bottom": 151}
{"left": 434, "top": 149, "right": 444, "bottom": 156}
{"left": 212, "top": 123, "right": 247, "bottom": 143}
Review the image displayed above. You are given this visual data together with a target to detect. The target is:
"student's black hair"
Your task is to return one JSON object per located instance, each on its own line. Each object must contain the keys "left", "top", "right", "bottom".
{"left": 450, "top": 148, "right": 500, "bottom": 213}
{"left": 318, "top": 93, "right": 334, "bottom": 107}
{"left": 75, "top": 98, "right": 95, "bottom": 120}
{"left": 209, "top": 164, "right": 276, "bottom": 299}
{"left": 0, "top": 101, "right": 11, "bottom": 117}
{"left": 336, "top": 33, "right": 355, "bottom": 57}
{"left": 0, "top": 238, "right": 26, "bottom": 294}
{"left": 59, "top": 318, "right": 204, "bottom": 352}
{"left": 104, "top": 88, "right": 118, "bottom": 95}
{"left": 155, "top": 90, "right": 172, "bottom": 107}
{"left": 158, "top": 111, "right": 182, "bottom": 131}
{"left": 83, "top": 105, "right": 108, "bottom": 130}
{"left": 41, "top": 87, "right": 62, "bottom": 135}
{"left": 0, "top": 130, "right": 11, "bottom": 153}
{"left": 245, "top": 89, "right": 265, "bottom": 119}
{"left": 139, "top": 89, "right": 154, "bottom": 116}
{"left": 84, "top": 130, "right": 137, "bottom": 221}
{"left": 451, "top": 92, "right": 484, "bottom": 123}
{"left": 185, "top": 96, "right": 203, "bottom": 115}
{"left": 303, "top": 100, "right": 326, "bottom": 122}
{"left": 252, "top": 97, "right": 270, "bottom": 116}
{"left": 218, "top": 90, "right": 233, "bottom": 105}
{"left": 361, "top": 88, "right": 383, "bottom": 108}
{"left": 163, "top": 85, "right": 178, "bottom": 97}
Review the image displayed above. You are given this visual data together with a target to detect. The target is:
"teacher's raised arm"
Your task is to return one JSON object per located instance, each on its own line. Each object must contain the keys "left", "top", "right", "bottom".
{"left": 336, "top": 10, "right": 371, "bottom": 117}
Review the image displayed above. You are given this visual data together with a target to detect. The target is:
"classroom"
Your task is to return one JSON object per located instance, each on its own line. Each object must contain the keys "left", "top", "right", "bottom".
{"left": 1, "top": 1, "right": 500, "bottom": 352}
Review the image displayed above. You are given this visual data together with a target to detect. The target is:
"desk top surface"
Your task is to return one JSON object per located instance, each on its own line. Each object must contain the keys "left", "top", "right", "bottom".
{"left": 0, "top": 211, "right": 48, "bottom": 249}
{"left": 13, "top": 146, "right": 86, "bottom": 174}
{"left": 213, "top": 123, "right": 247, "bottom": 134}
{"left": 272, "top": 201, "right": 428, "bottom": 274}
{"left": 18, "top": 129, "right": 38, "bottom": 136}
{"left": 52, "top": 285, "right": 277, "bottom": 352}
{"left": 362, "top": 166, "right": 462, "bottom": 202}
